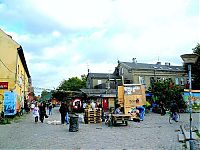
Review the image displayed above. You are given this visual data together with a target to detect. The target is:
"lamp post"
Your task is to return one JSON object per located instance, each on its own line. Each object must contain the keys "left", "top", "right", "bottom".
{"left": 180, "top": 53, "right": 199, "bottom": 150}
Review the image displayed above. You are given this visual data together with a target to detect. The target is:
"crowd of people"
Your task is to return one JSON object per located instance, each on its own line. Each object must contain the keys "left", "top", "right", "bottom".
{"left": 30, "top": 98, "right": 180, "bottom": 125}
{"left": 32, "top": 102, "right": 49, "bottom": 123}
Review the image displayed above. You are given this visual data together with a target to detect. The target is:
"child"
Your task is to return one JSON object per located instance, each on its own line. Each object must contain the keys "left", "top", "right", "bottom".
{"left": 33, "top": 103, "right": 39, "bottom": 123}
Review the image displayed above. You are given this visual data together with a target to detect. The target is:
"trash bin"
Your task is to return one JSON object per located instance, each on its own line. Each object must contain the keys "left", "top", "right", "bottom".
{"left": 69, "top": 114, "right": 79, "bottom": 132}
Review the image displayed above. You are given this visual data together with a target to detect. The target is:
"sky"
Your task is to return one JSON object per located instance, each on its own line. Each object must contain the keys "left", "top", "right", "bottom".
{"left": 0, "top": 0, "right": 199, "bottom": 94}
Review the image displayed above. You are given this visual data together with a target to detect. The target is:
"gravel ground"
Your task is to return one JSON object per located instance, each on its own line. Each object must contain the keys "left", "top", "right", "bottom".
{"left": 0, "top": 107, "right": 199, "bottom": 150}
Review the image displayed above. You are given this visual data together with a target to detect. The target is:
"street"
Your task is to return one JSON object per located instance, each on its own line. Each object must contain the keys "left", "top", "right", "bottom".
{"left": 0, "top": 107, "right": 199, "bottom": 150}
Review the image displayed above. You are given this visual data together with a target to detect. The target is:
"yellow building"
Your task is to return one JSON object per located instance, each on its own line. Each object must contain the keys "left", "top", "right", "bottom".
{"left": 0, "top": 29, "right": 31, "bottom": 113}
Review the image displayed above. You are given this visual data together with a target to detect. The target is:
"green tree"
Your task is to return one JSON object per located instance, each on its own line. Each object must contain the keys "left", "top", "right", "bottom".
{"left": 52, "top": 76, "right": 86, "bottom": 101}
{"left": 40, "top": 90, "right": 52, "bottom": 102}
{"left": 41, "top": 90, "right": 49, "bottom": 98}
{"left": 148, "top": 79, "right": 186, "bottom": 109}
{"left": 192, "top": 43, "right": 200, "bottom": 89}
{"left": 58, "top": 76, "right": 86, "bottom": 91}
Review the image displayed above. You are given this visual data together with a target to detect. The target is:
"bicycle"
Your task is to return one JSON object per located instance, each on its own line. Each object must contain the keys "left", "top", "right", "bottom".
{"left": 17, "top": 108, "right": 24, "bottom": 117}
{"left": 169, "top": 111, "right": 180, "bottom": 124}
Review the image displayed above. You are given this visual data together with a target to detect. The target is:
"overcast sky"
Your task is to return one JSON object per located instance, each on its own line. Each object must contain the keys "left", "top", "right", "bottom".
{"left": 0, "top": 0, "right": 199, "bottom": 94}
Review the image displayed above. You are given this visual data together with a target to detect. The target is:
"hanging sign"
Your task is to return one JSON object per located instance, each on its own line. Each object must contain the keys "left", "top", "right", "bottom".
{"left": 0, "top": 82, "right": 8, "bottom": 89}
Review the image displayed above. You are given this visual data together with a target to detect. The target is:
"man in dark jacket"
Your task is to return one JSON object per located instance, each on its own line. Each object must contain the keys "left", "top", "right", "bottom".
{"left": 39, "top": 102, "right": 48, "bottom": 123}
{"left": 59, "top": 102, "right": 67, "bottom": 124}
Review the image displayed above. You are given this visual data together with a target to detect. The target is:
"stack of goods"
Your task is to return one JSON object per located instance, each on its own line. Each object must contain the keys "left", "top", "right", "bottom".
{"left": 118, "top": 86, "right": 124, "bottom": 106}
{"left": 84, "top": 108, "right": 102, "bottom": 124}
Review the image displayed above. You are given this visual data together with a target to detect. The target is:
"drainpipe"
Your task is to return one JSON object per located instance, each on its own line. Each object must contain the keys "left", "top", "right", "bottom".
{"left": 15, "top": 48, "right": 19, "bottom": 87}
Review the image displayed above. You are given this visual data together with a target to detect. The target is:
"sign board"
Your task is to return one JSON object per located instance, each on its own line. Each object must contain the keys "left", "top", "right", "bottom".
{"left": 0, "top": 82, "right": 8, "bottom": 89}
{"left": 121, "top": 84, "right": 146, "bottom": 114}
{"left": 124, "top": 85, "right": 142, "bottom": 95}
{"left": 4, "top": 91, "right": 17, "bottom": 115}
{"left": 183, "top": 90, "right": 200, "bottom": 112}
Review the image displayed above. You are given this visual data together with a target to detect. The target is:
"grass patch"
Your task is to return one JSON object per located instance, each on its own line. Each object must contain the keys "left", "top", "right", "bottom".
{"left": 0, "top": 118, "right": 11, "bottom": 125}
{"left": 0, "top": 114, "right": 26, "bottom": 125}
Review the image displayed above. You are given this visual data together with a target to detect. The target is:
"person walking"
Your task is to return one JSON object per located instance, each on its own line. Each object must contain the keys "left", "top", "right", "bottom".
{"left": 32, "top": 102, "right": 39, "bottom": 123}
{"left": 65, "top": 103, "right": 70, "bottom": 124}
{"left": 39, "top": 102, "right": 48, "bottom": 123}
{"left": 59, "top": 102, "right": 67, "bottom": 124}
{"left": 48, "top": 102, "right": 53, "bottom": 115}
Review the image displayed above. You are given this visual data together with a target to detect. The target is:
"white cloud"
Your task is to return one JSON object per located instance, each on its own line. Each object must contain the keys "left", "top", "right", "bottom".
{"left": 32, "top": 0, "right": 112, "bottom": 29}
{"left": 52, "top": 31, "right": 61, "bottom": 37}
{"left": 0, "top": 0, "right": 198, "bottom": 91}
{"left": 6, "top": 31, "right": 30, "bottom": 43}
{"left": 42, "top": 44, "right": 68, "bottom": 60}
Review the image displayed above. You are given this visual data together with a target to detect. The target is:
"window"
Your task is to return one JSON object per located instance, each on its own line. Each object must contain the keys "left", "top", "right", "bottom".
{"left": 150, "top": 77, "right": 154, "bottom": 84}
{"left": 180, "top": 78, "right": 184, "bottom": 85}
{"left": 97, "top": 80, "right": 101, "bottom": 85}
{"left": 175, "top": 78, "right": 179, "bottom": 85}
{"left": 139, "top": 76, "right": 145, "bottom": 84}
{"left": 120, "top": 68, "right": 124, "bottom": 75}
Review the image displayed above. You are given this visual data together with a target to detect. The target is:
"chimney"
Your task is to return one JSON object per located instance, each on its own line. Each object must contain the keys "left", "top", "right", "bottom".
{"left": 165, "top": 62, "right": 170, "bottom": 66}
{"left": 156, "top": 62, "right": 161, "bottom": 65}
{"left": 132, "top": 58, "right": 137, "bottom": 63}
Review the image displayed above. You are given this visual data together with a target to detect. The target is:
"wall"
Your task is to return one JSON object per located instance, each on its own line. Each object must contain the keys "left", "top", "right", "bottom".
{"left": 132, "top": 69, "right": 186, "bottom": 90}
{"left": 0, "top": 29, "right": 30, "bottom": 113}
{"left": 0, "top": 29, "right": 19, "bottom": 112}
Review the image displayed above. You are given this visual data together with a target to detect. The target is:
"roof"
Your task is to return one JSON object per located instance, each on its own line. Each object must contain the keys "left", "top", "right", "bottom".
{"left": 17, "top": 46, "right": 31, "bottom": 78}
{"left": 120, "top": 62, "right": 184, "bottom": 72}
{"left": 87, "top": 73, "right": 120, "bottom": 79}
{"left": 80, "top": 88, "right": 117, "bottom": 97}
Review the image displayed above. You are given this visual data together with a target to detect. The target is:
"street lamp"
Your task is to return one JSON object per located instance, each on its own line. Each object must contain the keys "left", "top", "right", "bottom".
{"left": 180, "top": 53, "right": 199, "bottom": 150}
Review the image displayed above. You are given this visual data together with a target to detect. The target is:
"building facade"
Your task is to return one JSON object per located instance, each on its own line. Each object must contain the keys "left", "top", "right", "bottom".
{"left": 83, "top": 59, "right": 187, "bottom": 111}
{"left": 114, "top": 58, "right": 187, "bottom": 90}
{"left": 0, "top": 29, "right": 31, "bottom": 113}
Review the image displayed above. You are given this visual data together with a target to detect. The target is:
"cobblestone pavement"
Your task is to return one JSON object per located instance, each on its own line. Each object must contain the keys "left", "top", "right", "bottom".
{"left": 0, "top": 107, "right": 199, "bottom": 150}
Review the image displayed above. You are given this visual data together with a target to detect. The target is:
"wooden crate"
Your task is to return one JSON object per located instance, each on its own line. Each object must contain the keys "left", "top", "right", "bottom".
{"left": 85, "top": 119, "right": 102, "bottom": 124}
{"left": 84, "top": 108, "right": 102, "bottom": 124}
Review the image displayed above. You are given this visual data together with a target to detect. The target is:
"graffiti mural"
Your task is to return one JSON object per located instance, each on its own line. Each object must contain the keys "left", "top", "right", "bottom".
{"left": 4, "top": 91, "right": 17, "bottom": 115}
{"left": 183, "top": 90, "right": 200, "bottom": 112}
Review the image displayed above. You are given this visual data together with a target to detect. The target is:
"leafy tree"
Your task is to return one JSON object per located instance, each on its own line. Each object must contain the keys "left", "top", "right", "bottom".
{"left": 58, "top": 76, "right": 86, "bottom": 91}
{"left": 52, "top": 76, "right": 86, "bottom": 101}
{"left": 40, "top": 90, "right": 52, "bottom": 102}
{"left": 148, "top": 79, "right": 186, "bottom": 109}
{"left": 192, "top": 43, "right": 200, "bottom": 89}
{"left": 41, "top": 90, "right": 49, "bottom": 98}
